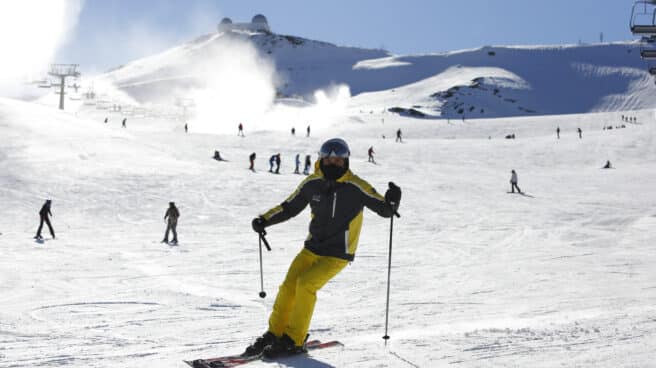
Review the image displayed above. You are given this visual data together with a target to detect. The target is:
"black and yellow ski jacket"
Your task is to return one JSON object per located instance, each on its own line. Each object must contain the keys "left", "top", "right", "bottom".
{"left": 260, "top": 161, "right": 395, "bottom": 261}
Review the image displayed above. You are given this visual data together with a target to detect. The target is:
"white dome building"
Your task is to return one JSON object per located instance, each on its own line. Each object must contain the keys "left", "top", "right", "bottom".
{"left": 218, "top": 14, "right": 270, "bottom": 33}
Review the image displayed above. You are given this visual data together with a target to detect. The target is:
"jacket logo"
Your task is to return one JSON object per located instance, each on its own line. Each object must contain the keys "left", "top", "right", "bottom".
{"left": 312, "top": 195, "right": 321, "bottom": 202}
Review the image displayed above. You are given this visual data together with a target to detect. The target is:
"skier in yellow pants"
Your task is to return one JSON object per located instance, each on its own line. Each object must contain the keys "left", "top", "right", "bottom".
{"left": 268, "top": 249, "right": 348, "bottom": 345}
{"left": 243, "top": 138, "right": 402, "bottom": 359}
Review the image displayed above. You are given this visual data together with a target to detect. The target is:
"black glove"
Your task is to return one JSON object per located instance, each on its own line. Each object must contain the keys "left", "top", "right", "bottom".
{"left": 384, "top": 182, "right": 401, "bottom": 212}
{"left": 251, "top": 217, "right": 267, "bottom": 233}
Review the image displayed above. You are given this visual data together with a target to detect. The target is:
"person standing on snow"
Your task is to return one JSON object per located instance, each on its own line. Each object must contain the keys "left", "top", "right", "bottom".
{"left": 122, "top": 118, "right": 127, "bottom": 128}
{"left": 306, "top": 125, "right": 311, "bottom": 137}
{"left": 162, "top": 202, "right": 180, "bottom": 244}
{"left": 510, "top": 169, "right": 522, "bottom": 194}
{"left": 368, "top": 146, "right": 375, "bottom": 163}
{"left": 269, "top": 154, "right": 276, "bottom": 173}
{"left": 303, "top": 154, "right": 312, "bottom": 175}
{"left": 249, "top": 152, "right": 256, "bottom": 171}
{"left": 294, "top": 154, "right": 301, "bottom": 174}
{"left": 396, "top": 128, "right": 403, "bottom": 142}
{"left": 243, "top": 138, "right": 402, "bottom": 359}
{"left": 577, "top": 127, "right": 582, "bottom": 139}
{"left": 35, "top": 199, "right": 55, "bottom": 240}
{"left": 556, "top": 126, "right": 560, "bottom": 139}
{"left": 291, "top": 127, "right": 296, "bottom": 136}
{"left": 275, "top": 153, "right": 281, "bottom": 174}
{"left": 238, "top": 123, "right": 245, "bottom": 137}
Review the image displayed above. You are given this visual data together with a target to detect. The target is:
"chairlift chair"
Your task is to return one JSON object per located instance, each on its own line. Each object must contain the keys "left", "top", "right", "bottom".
{"left": 640, "top": 47, "right": 656, "bottom": 59}
{"left": 630, "top": 0, "right": 656, "bottom": 35}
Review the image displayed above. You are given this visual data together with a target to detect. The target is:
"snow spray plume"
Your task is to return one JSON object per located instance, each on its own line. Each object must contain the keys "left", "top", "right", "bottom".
{"left": 255, "top": 83, "right": 352, "bottom": 135}
{"left": 186, "top": 34, "right": 352, "bottom": 135}
{"left": 188, "top": 35, "right": 278, "bottom": 134}
{"left": 0, "top": 0, "right": 83, "bottom": 99}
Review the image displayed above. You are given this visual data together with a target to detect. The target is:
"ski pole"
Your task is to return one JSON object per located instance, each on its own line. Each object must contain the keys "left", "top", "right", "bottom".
{"left": 383, "top": 182, "right": 401, "bottom": 342}
{"left": 383, "top": 210, "right": 400, "bottom": 342}
{"left": 258, "top": 230, "right": 271, "bottom": 298}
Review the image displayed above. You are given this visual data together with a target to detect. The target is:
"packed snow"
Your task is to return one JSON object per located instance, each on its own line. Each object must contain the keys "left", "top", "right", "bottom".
{"left": 1, "top": 90, "right": 656, "bottom": 367}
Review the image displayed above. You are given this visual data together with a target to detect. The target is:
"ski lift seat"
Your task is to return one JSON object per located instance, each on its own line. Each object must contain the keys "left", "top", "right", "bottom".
{"left": 641, "top": 49, "right": 656, "bottom": 58}
{"left": 632, "top": 25, "right": 656, "bottom": 34}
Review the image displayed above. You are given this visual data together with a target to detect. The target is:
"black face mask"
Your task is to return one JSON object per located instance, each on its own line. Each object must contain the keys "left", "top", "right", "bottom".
{"left": 320, "top": 159, "right": 349, "bottom": 181}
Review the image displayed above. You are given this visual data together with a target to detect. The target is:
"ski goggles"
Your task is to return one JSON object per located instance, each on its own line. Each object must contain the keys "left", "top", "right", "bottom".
{"left": 318, "top": 139, "right": 350, "bottom": 159}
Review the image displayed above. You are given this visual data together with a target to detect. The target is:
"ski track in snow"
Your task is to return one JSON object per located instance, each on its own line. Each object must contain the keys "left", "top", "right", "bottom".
{"left": 1, "top": 98, "right": 656, "bottom": 367}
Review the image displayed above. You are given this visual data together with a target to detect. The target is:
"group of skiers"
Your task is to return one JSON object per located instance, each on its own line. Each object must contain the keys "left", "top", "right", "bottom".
{"left": 290, "top": 125, "right": 311, "bottom": 137}
{"left": 26, "top": 128, "right": 625, "bottom": 361}
{"left": 621, "top": 115, "right": 637, "bottom": 124}
{"left": 555, "top": 126, "right": 583, "bottom": 139}
{"left": 102, "top": 117, "right": 128, "bottom": 128}
{"left": 33, "top": 200, "right": 181, "bottom": 244}
{"left": 237, "top": 123, "right": 312, "bottom": 138}
{"left": 256, "top": 153, "right": 312, "bottom": 175}
{"left": 222, "top": 148, "right": 378, "bottom": 174}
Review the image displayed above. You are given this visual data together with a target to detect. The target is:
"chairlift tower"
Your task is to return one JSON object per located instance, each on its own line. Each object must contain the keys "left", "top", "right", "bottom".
{"left": 48, "top": 64, "right": 80, "bottom": 110}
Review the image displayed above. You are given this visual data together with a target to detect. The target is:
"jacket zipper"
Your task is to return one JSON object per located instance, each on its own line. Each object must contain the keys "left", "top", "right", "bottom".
{"left": 332, "top": 192, "right": 337, "bottom": 218}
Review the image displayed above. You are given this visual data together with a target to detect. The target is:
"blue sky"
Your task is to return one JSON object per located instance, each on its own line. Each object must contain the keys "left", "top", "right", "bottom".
{"left": 57, "top": 0, "right": 637, "bottom": 73}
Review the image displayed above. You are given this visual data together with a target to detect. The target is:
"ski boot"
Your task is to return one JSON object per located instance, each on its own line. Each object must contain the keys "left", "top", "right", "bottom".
{"left": 242, "top": 331, "right": 276, "bottom": 357}
{"left": 262, "top": 333, "right": 307, "bottom": 359}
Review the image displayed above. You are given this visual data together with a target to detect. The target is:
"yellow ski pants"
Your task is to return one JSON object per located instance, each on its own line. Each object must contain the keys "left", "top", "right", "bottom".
{"left": 268, "top": 248, "right": 348, "bottom": 346}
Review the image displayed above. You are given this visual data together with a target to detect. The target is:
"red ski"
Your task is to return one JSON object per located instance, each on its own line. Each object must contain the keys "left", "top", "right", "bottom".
{"left": 184, "top": 340, "right": 342, "bottom": 368}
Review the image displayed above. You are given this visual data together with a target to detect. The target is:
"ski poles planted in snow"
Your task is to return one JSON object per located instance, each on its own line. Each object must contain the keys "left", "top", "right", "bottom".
{"left": 258, "top": 230, "right": 271, "bottom": 298}
{"left": 383, "top": 183, "right": 401, "bottom": 342}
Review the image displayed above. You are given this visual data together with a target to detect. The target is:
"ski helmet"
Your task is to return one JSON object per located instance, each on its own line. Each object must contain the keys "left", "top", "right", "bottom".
{"left": 319, "top": 138, "right": 350, "bottom": 180}
{"left": 318, "top": 138, "right": 350, "bottom": 159}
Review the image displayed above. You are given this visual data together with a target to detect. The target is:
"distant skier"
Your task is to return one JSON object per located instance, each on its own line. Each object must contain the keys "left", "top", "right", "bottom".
{"left": 104, "top": 117, "right": 108, "bottom": 124}
{"left": 266, "top": 153, "right": 276, "bottom": 172}
{"left": 294, "top": 153, "right": 300, "bottom": 174}
{"left": 368, "top": 146, "right": 375, "bottom": 163}
{"left": 556, "top": 126, "right": 560, "bottom": 139}
{"left": 122, "top": 118, "right": 127, "bottom": 128}
{"left": 291, "top": 127, "right": 296, "bottom": 136}
{"left": 213, "top": 150, "right": 225, "bottom": 161}
{"left": 577, "top": 127, "right": 582, "bottom": 139}
{"left": 602, "top": 160, "right": 612, "bottom": 169}
{"left": 396, "top": 128, "right": 403, "bottom": 142}
{"left": 306, "top": 125, "right": 311, "bottom": 137}
{"left": 243, "top": 138, "right": 401, "bottom": 359}
{"left": 238, "top": 123, "right": 245, "bottom": 137}
{"left": 162, "top": 202, "right": 179, "bottom": 244}
{"left": 275, "top": 153, "right": 281, "bottom": 174}
{"left": 34, "top": 199, "right": 55, "bottom": 240}
{"left": 303, "top": 154, "right": 312, "bottom": 175}
{"left": 184, "top": 123, "right": 188, "bottom": 133}
{"left": 510, "top": 169, "right": 522, "bottom": 194}
{"left": 249, "top": 152, "right": 256, "bottom": 171}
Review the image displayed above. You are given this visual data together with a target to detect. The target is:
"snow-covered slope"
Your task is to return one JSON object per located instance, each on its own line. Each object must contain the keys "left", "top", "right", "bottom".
{"left": 1, "top": 93, "right": 656, "bottom": 367}
{"left": 96, "top": 31, "right": 388, "bottom": 104}
{"left": 86, "top": 31, "right": 656, "bottom": 119}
